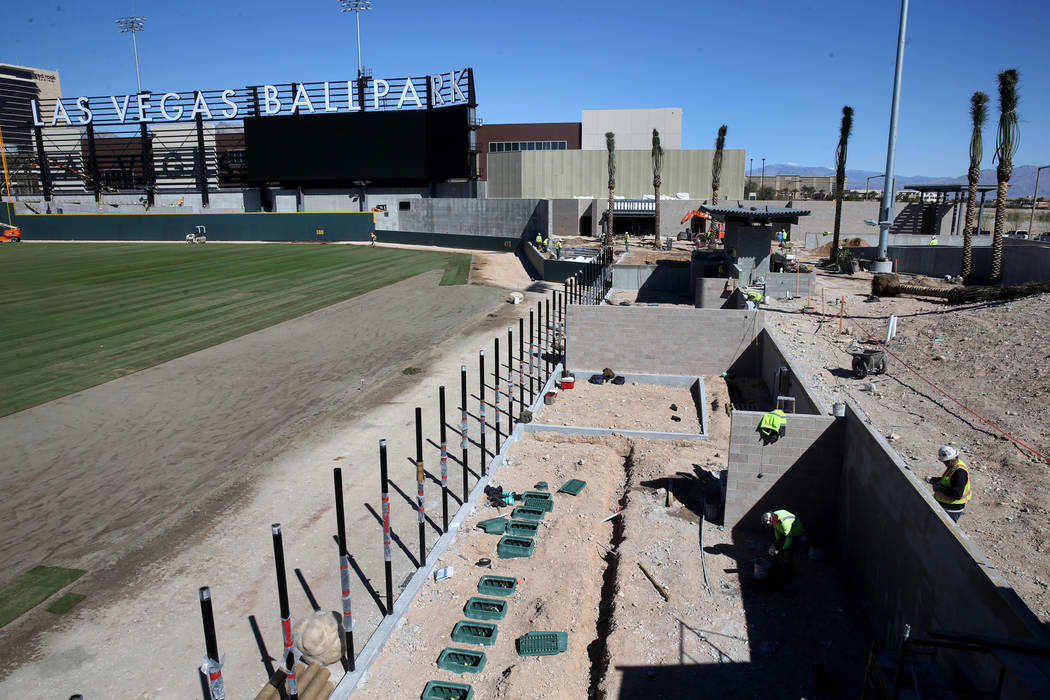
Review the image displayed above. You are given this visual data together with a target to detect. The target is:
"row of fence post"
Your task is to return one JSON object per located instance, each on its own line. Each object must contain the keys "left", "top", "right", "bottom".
{"left": 194, "top": 249, "right": 615, "bottom": 697}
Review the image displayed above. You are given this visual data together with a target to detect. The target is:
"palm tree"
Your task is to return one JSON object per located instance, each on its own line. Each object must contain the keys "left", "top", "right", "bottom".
{"left": 830, "top": 106, "right": 854, "bottom": 264}
{"left": 606, "top": 132, "right": 615, "bottom": 245}
{"left": 711, "top": 125, "right": 727, "bottom": 205}
{"left": 990, "top": 69, "right": 1019, "bottom": 285}
{"left": 652, "top": 129, "right": 663, "bottom": 248}
{"left": 961, "top": 91, "right": 989, "bottom": 280}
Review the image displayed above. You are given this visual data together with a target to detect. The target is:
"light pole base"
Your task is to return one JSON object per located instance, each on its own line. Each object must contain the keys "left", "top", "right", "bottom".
{"left": 870, "top": 260, "right": 893, "bottom": 273}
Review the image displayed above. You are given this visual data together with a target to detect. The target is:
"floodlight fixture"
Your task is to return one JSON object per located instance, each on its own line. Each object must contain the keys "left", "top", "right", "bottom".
{"left": 339, "top": 0, "right": 374, "bottom": 79}
{"left": 116, "top": 16, "right": 147, "bottom": 93}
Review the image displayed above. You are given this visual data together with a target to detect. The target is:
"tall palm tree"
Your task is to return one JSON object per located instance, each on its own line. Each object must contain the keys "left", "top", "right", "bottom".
{"left": 711, "top": 125, "right": 727, "bottom": 205}
{"left": 606, "top": 132, "right": 615, "bottom": 244}
{"left": 961, "top": 91, "right": 989, "bottom": 280}
{"left": 990, "top": 69, "right": 1019, "bottom": 285}
{"left": 652, "top": 129, "right": 663, "bottom": 248}
{"left": 830, "top": 106, "right": 854, "bottom": 264}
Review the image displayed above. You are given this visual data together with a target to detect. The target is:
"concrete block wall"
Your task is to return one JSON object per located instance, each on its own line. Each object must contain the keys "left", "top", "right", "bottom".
{"left": 756, "top": 329, "right": 826, "bottom": 415}
{"left": 377, "top": 198, "right": 548, "bottom": 239}
{"left": 762, "top": 271, "right": 816, "bottom": 299}
{"left": 612, "top": 263, "right": 691, "bottom": 291}
{"left": 694, "top": 278, "right": 731, "bottom": 309}
{"left": 852, "top": 242, "right": 1050, "bottom": 285}
{"left": 838, "top": 403, "right": 1050, "bottom": 697}
{"left": 724, "top": 411, "right": 841, "bottom": 534}
{"left": 565, "top": 306, "right": 760, "bottom": 376}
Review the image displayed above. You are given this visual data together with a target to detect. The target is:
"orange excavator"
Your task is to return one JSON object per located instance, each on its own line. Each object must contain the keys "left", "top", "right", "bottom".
{"left": 1, "top": 222, "right": 22, "bottom": 243}
{"left": 681, "top": 210, "right": 724, "bottom": 241}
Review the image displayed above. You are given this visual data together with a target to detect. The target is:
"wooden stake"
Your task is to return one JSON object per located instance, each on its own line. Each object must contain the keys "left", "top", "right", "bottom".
{"left": 638, "top": 561, "right": 670, "bottom": 602}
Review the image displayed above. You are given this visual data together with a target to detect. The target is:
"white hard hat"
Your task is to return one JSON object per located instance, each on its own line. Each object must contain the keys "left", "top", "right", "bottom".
{"left": 937, "top": 445, "right": 959, "bottom": 462}
{"left": 761, "top": 512, "right": 774, "bottom": 527}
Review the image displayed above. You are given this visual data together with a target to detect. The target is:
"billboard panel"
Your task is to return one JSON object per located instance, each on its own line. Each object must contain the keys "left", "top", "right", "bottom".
{"left": 244, "top": 105, "right": 468, "bottom": 183}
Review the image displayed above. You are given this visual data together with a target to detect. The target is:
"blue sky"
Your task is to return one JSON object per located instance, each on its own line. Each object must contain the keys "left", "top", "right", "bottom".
{"left": 8, "top": 0, "right": 1048, "bottom": 177}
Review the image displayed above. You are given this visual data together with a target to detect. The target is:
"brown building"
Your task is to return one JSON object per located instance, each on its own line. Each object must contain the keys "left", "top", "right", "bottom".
{"left": 476, "top": 122, "right": 580, "bottom": 181}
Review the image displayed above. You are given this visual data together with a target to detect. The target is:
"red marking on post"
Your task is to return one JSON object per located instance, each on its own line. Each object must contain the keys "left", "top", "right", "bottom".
{"left": 282, "top": 618, "right": 292, "bottom": 645}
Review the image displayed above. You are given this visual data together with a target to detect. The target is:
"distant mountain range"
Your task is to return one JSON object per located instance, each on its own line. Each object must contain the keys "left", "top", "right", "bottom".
{"left": 751, "top": 163, "right": 1049, "bottom": 198}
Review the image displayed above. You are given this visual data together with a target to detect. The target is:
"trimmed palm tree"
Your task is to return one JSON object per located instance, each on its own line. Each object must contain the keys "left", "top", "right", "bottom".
{"left": 961, "top": 91, "right": 989, "bottom": 280}
{"left": 652, "top": 129, "right": 663, "bottom": 248}
{"left": 990, "top": 69, "right": 1019, "bottom": 285}
{"left": 711, "top": 125, "right": 727, "bottom": 205}
{"left": 606, "top": 131, "right": 615, "bottom": 244}
{"left": 830, "top": 106, "right": 854, "bottom": 264}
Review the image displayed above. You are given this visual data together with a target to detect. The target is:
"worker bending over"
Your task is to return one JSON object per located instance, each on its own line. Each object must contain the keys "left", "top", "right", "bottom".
{"left": 762, "top": 510, "right": 804, "bottom": 579}
{"left": 927, "top": 445, "right": 971, "bottom": 522}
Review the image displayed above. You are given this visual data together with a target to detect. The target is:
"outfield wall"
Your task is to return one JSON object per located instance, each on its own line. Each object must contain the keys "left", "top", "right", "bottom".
{"left": 12, "top": 212, "right": 376, "bottom": 242}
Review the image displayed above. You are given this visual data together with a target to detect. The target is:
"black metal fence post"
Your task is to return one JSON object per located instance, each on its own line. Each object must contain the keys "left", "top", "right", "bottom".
{"left": 507, "top": 327, "right": 515, "bottom": 428}
{"left": 271, "top": 523, "right": 299, "bottom": 700}
{"left": 494, "top": 337, "right": 501, "bottom": 455}
{"left": 528, "top": 310, "right": 536, "bottom": 404}
{"left": 439, "top": 387, "right": 448, "bottom": 532}
{"left": 479, "top": 350, "right": 487, "bottom": 476}
{"left": 415, "top": 407, "right": 425, "bottom": 566}
{"left": 333, "top": 468, "right": 356, "bottom": 671}
{"left": 199, "top": 586, "right": 226, "bottom": 700}
{"left": 518, "top": 318, "right": 525, "bottom": 416}
{"left": 379, "top": 441, "right": 393, "bottom": 615}
{"left": 460, "top": 366, "right": 469, "bottom": 502}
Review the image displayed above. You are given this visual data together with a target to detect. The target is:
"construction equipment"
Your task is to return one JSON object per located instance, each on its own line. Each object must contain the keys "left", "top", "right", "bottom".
{"left": 1, "top": 222, "right": 21, "bottom": 243}
{"left": 850, "top": 348, "right": 887, "bottom": 379}
{"left": 186, "top": 225, "right": 207, "bottom": 244}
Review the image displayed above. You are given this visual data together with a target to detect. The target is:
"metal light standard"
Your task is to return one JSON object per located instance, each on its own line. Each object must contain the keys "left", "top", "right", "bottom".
{"left": 116, "top": 16, "right": 146, "bottom": 93}
{"left": 874, "top": 0, "right": 909, "bottom": 271}
{"left": 761, "top": 158, "right": 765, "bottom": 198}
{"left": 339, "top": 0, "right": 374, "bottom": 80}
{"left": 748, "top": 157, "right": 753, "bottom": 197}
{"left": 1028, "top": 165, "right": 1050, "bottom": 235}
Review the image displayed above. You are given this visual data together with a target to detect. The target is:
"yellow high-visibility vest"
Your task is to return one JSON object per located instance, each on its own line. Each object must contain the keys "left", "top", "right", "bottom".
{"left": 934, "top": 460, "right": 972, "bottom": 505}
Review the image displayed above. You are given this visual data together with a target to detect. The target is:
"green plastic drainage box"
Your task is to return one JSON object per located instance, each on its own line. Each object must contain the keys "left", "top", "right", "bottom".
{"left": 516, "top": 631, "right": 568, "bottom": 656}
{"left": 451, "top": 620, "right": 498, "bottom": 646}
{"left": 477, "top": 575, "right": 518, "bottom": 596}
{"left": 497, "top": 535, "right": 535, "bottom": 559}
{"left": 506, "top": 520, "right": 540, "bottom": 537}
{"left": 421, "top": 680, "right": 473, "bottom": 700}
{"left": 476, "top": 517, "right": 508, "bottom": 534}
{"left": 510, "top": 506, "right": 545, "bottom": 521}
{"left": 558, "top": 479, "right": 587, "bottom": 496}
{"left": 436, "top": 647, "right": 487, "bottom": 674}
{"left": 521, "top": 491, "right": 554, "bottom": 512}
{"left": 463, "top": 596, "right": 507, "bottom": 621}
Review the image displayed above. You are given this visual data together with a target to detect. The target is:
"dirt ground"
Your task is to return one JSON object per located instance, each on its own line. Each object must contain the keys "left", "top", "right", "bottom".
{"left": 358, "top": 377, "right": 870, "bottom": 699}
{"left": 0, "top": 249, "right": 549, "bottom": 697}
{"left": 762, "top": 251, "right": 1050, "bottom": 622}
{"left": 539, "top": 381, "right": 703, "bottom": 434}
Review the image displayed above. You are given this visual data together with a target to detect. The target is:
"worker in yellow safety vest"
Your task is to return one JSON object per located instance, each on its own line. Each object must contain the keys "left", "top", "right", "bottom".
{"left": 555, "top": 240, "right": 563, "bottom": 259}
{"left": 929, "top": 237, "right": 939, "bottom": 246}
{"left": 745, "top": 290, "right": 762, "bottom": 310}
{"left": 762, "top": 510, "right": 804, "bottom": 579}
{"left": 926, "top": 445, "right": 972, "bottom": 522}
{"left": 758, "top": 408, "right": 786, "bottom": 440}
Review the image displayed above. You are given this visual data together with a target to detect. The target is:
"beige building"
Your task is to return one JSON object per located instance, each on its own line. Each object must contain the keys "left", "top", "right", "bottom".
{"left": 581, "top": 108, "right": 682, "bottom": 150}
{"left": 487, "top": 148, "right": 746, "bottom": 201}
{"left": 747, "top": 173, "right": 840, "bottom": 196}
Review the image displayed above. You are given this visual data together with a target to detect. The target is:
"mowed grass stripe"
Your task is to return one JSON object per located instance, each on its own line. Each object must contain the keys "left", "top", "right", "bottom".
{"left": 0, "top": 243, "right": 470, "bottom": 416}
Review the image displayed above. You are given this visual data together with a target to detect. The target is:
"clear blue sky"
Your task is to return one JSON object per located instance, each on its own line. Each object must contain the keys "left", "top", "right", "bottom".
{"left": 8, "top": 0, "right": 1048, "bottom": 177}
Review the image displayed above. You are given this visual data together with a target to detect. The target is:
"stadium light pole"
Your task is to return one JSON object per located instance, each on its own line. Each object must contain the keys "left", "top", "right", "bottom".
{"left": 874, "top": 0, "right": 909, "bottom": 270}
{"left": 1028, "top": 165, "right": 1050, "bottom": 236}
{"left": 116, "top": 16, "right": 146, "bottom": 93}
{"left": 339, "top": 0, "right": 373, "bottom": 80}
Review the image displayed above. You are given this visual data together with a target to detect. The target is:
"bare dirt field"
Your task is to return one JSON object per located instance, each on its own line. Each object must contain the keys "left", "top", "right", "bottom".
{"left": 0, "top": 249, "right": 550, "bottom": 697}
{"left": 762, "top": 253, "right": 1050, "bottom": 623}
{"left": 358, "top": 378, "right": 869, "bottom": 699}
{"left": 539, "top": 381, "right": 703, "bottom": 434}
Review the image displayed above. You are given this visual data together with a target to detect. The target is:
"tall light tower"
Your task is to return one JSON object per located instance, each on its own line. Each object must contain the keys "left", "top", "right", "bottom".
{"left": 339, "top": 0, "right": 373, "bottom": 79}
{"left": 116, "top": 16, "right": 147, "bottom": 93}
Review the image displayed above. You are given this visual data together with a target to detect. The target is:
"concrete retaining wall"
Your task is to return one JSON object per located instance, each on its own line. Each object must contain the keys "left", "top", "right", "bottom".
{"left": 612, "top": 263, "right": 691, "bottom": 291}
{"left": 755, "top": 329, "right": 826, "bottom": 414}
{"left": 838, "top": 403, "right": 1050, "bottom": 697}
{"left": 375, "top": 198, "right": 548, "bottom": 239}
{"left": 802, "top": 231, "right": 996, "bottom": 249}
{"left": 565, "top": 306, "right": 760, "bottom": 376}
{"left": 522, "top": 242, "right": 593, "bottom": 282}
{"left": 762, "top": 271, "right": 817, "bottom": 300}
{"left": 725, "top": 411, "right": 841, "bottom": 532}
{"left": 852, "top": 242, "right": 1050, "bottom": 285}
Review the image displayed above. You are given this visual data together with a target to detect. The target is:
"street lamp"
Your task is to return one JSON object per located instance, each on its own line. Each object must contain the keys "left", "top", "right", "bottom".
{"left": 748, "top": 157, "right": 753, "bottom": 196}
{"left": 339, "top": 0, "right": 374, "bottom": 80}
{"left": 866, "top": 174, "right": 885, "bottom": 193}
{"left": 1028, "top": 165, "right": 1050, "bottom": 235}
{"left": 116, "top": 16, "right": 146, "bottom": 93}
{"left": 874, "top": 0, "right": 909, "bottom": 270}
{"left": 761, "top": 157, "right": 765, "bottom": 197}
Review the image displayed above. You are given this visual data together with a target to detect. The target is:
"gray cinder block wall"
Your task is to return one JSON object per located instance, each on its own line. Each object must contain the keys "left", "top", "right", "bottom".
{"left": 838, "top": 403, "right": 1050, "bottom": 697}
{"left": 756, "top": 330, "right": 826, "bottom": 414}
{"left": 762, "top": 271, "right": 817, "bottom": 300}
{"left": 565, "top": 306, "right": 760, "bottom": 376}
{"left": 724, "top": 411, "right": 841, "bottom": 534}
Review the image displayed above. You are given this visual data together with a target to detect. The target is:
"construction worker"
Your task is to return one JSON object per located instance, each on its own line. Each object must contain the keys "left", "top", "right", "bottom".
{"left": 745, "top": 290, "right": 762, "bottom": 310}
{"left": 624, "top": 232, "right": 630, "bottom": 252}
{"left": 555, "top": 239, "right": 563, "bottom": 259}
{"left": 758, "top": 408, "right": 786, "bottom": 440}
{"left": 370, "top": 231, "right": 376, "bottom": 247}
{"left": 762, "top": 510, "right": 804, "bottom": 578}
{"left": 926, "top": 445, "right": 971, "bottom": 522}
{"left": 543, "top": 236, "right": 551, "bottom": 254}
{"left": 535, "top": 233, "right": 543, "bottom": 249}
{"left": 929, "top": 237, "right": 939, "bottom": 246}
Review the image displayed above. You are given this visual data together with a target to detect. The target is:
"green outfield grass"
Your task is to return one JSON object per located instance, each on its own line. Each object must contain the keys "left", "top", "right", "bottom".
{"left": 0, "top": 243, "right": 470, "bottom": 417}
